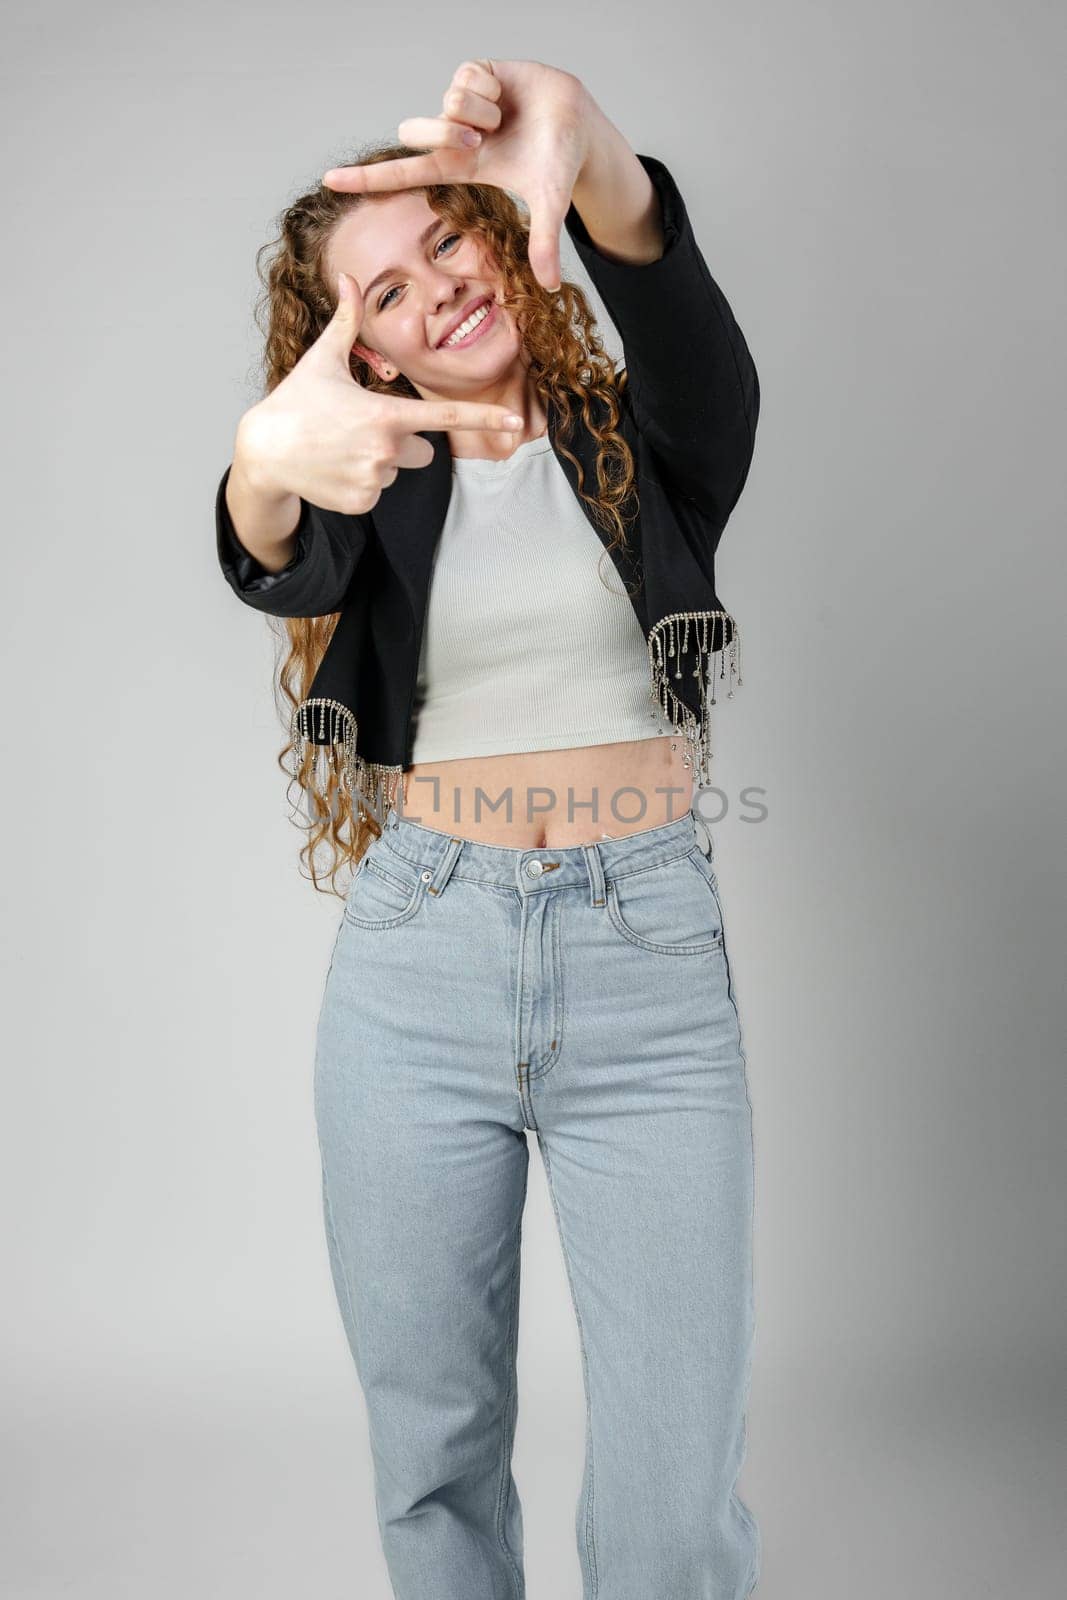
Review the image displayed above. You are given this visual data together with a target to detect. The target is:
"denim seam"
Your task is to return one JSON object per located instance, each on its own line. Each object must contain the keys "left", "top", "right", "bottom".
{"left": 714, "top": 877, "right": 761, "bottom": 1596}
{"left": 343, "top": 866, "right": 425, "bottom": 930}
{"left": 685, "top": 849, "right": 719, "bottom": 892}
{"left": 494, "top": 1230, "right": 525, "bottom": 1599}
{"left": 538, "top": 1139, "right": 599, "bottom": 1597}
{"left": 445, "top": 875, "right": 521, "bottom": 900}
{"left": 606, "top": 880, "right": 725, "bottom": 958}
{"left": 365, "top": 856, "right": 419, "bottom": 895}
{"left": 314, "top": 914, "right": 346, "bottom": 1038}
{"left": 605, "top": 844, "right": 698, "bottom": 884}
{"left": 527, "top": 895, "right": 564, "bottom": 1080}
{"left": 343, "top": 900, "right": 423, "bottom": 931}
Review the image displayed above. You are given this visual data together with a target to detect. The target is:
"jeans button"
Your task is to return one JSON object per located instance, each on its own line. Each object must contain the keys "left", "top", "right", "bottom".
{"left": 525, "top": 859, "right": 544, "bottom": 877}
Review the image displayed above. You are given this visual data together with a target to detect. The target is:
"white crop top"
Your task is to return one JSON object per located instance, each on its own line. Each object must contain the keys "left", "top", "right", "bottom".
{"left": 409, "top": 430, "right": 676, "bottom": 764}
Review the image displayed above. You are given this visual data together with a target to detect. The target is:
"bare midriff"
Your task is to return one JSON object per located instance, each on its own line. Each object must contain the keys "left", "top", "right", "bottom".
{"left": 398, "top": 735, "right": 695, "bottom": 848}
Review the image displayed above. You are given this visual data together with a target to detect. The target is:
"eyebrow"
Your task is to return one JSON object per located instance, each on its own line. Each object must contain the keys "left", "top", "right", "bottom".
{"left": 363, "top": 219, "right": 447, "bottom": 302}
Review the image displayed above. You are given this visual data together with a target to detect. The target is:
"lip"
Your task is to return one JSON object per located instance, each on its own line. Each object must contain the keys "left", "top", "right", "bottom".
{"left": 436, "top": 294, "right": 495, "bottom": 350}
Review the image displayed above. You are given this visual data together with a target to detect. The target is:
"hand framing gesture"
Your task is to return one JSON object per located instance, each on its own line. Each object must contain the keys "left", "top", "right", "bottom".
{"left": 323, "top": 60, "right": 593, "bottom": 294}
{"left": 237, "top": 270, "right": 526, "bottom": 515}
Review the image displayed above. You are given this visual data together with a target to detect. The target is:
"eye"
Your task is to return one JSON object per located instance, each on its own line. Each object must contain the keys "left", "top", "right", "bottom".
{"left": 378, "top": 232, "right": 461, "bottom": 310}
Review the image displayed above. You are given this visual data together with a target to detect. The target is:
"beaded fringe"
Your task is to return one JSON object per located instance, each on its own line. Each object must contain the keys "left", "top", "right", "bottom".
{"left": 290, "top": 698, "right": 404, "bottom": 829}
{"left": 291, "top": 611, "right": 741, "bottom": 818}
{"left": 646, "top": 610, "right": 742, "bottom": 789}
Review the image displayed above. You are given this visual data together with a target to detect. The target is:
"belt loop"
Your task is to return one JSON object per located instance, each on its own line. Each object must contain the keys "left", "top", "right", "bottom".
{"left": 581, "top": 841, "right": 607, "bottom": 909}
{"left": 425, "top": 835, "right": 464, "bottom": 897}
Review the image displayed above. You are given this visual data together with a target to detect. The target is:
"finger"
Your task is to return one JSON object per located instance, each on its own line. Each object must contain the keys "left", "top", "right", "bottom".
{"left": 305, "top": 269, "right": 366, "bottom": 365}
{"left": 452, "top": 60, "right": 501, "bottom": 101}
{"left": 379, "top": 393, "right": 525, "bottom": 435}
{"left": 394, "top": 433, "right": 435, "bottom": 470}
{"left": 525, "top": 193, "right": 568, "bottom": 294}
{"left": 337, "top": 268, "right": 364, "bottom": 326}
{"left": 439, "top": 83, "right": 502, "bottom": 132}
{"left": 322, "top": 152, "right": 455, "bottom": 192}
{"left": 394, "top": 115, "right": 486, "bottom": 153}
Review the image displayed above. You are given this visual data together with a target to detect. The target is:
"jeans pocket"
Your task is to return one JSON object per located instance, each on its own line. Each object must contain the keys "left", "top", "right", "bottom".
{"left": 606, "top": 847, "right": 725, "bottom": 956}
{"left": 343, "top": 848, "right": 426, "bottom": 930}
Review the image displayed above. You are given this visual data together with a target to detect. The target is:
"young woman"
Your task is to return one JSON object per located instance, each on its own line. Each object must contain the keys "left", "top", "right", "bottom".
{"left": 216, "top": 58, "right": 761, "bottom": 1600}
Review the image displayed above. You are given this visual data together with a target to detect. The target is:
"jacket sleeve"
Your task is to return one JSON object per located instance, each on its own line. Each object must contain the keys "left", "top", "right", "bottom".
{"left": 563, "top": 151, "right": 759, "bottom": 527}
{"left": 215, "top": 463, "right": 368, "bottom": 618}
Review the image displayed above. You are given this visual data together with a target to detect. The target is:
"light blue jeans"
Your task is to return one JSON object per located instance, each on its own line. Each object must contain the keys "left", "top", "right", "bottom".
{"left": 314, "top": 801, "right": 760, "bottom": 1599}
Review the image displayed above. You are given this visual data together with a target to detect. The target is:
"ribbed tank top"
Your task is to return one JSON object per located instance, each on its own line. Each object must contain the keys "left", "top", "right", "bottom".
{"left": 409, "top": 430, "right": 676, "bottom": 764}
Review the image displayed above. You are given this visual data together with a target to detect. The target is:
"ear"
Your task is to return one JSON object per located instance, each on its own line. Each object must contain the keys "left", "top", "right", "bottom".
{"left": 352, "top": 340, "right": 397, "bottom": 381}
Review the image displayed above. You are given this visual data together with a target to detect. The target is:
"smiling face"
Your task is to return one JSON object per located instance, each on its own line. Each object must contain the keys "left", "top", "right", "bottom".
{"left": 325, "top": 189, "right": 526, "bottom": 400}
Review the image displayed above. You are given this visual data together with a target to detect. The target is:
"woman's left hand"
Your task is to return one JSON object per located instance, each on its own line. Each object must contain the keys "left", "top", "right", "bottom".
{"left": 322, "top": 59, "right": 596, "bottom": 293}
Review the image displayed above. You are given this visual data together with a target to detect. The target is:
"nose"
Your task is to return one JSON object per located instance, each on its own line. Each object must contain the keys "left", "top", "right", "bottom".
{"left": 426, "top": 280, "right": 468, "bottom": 334}
{"left": 432, "top": 278, "right": 467, "bottom": 309}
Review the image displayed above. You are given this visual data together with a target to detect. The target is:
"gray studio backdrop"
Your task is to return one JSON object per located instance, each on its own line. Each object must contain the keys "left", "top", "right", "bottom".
{"left": 3, "top": 2, "right": 1064, "bottom": 1596}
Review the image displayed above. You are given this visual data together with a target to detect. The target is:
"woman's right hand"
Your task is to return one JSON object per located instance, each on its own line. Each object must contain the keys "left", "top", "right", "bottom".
{"left": 234, "top": 272, "right": 524, "bottom": 516}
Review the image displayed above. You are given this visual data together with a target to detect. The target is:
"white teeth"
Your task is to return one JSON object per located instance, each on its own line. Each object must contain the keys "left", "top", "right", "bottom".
{"left": 441, "top": 302, "right": 490, "bottom": 346}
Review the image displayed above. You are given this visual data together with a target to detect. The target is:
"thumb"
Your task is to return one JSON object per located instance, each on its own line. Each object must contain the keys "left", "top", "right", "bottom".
{"left": 319, "top": 270, "right": 365, "bottom": 362}
{"left": 525, "top": 199, "right": 564, "bottom": 295}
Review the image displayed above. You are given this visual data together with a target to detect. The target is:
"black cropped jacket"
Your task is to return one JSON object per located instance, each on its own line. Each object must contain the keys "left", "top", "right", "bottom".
{"left": 215, "top": 152, "right": 760, "bottom": 821}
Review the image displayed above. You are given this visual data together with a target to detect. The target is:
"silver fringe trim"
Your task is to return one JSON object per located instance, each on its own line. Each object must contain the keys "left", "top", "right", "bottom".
{"left": 290, "top": 697, "right": 404, "bottom": 829}
{"left": 289, "top": 613, "right": 741, "bottom": 820}
{"left": 646, "top": 610, "right": 742, "bottom": 789}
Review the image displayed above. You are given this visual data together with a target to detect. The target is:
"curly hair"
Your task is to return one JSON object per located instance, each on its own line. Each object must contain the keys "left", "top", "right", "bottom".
{"left": 246, "top": 138, "right": 641, "bottom": 896}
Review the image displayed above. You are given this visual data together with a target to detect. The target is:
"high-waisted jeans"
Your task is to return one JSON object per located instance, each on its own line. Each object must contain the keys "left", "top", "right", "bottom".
{"left": 313, "top": 801, "right": 760, "bottom": 1600}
